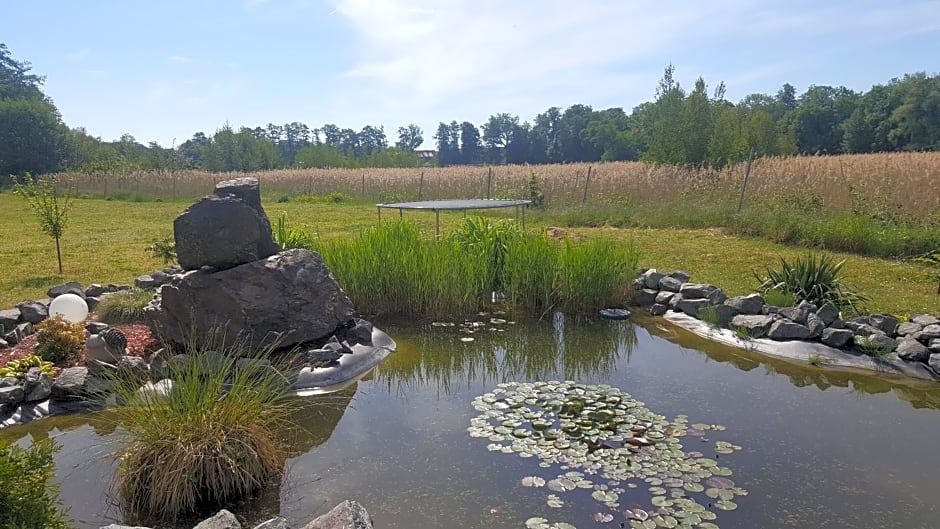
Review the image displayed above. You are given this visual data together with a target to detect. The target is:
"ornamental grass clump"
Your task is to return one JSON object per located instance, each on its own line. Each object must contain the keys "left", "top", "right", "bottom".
{"left": 95, "top": 288, "right": 153, "bottom": 324}
{"left": 755, "top": 253, "right": 868, "bottom": 314}
{"left": 109, "top": 336, "right": 298, "bottom": 522}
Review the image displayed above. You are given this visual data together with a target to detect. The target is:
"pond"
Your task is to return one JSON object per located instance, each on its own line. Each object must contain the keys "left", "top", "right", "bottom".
{"left": 3, "top": 313, "right": 940, "bottom": 529}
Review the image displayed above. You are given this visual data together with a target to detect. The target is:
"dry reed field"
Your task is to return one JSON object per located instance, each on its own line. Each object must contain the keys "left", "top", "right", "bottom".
{"left": 59, "top": 152, "right": 940, "bottom": 218}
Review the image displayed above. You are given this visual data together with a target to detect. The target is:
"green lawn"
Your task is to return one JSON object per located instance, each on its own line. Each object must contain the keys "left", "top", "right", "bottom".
{"left": 1, "top": 193, "right": 936, "bottom": 316}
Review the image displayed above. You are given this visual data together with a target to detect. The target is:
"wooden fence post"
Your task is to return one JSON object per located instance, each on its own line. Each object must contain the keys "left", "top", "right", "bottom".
{"left": 582, "top": 166, "right": 593, "bottom": 205}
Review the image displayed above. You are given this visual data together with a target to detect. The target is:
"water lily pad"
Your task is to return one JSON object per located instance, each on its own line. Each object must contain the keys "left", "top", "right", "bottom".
{"left": 715, "top": 500, "right": 737, "bottom": 511}
{"left": 591, "top": 490, "right": 618, "bottom": 503}
{"left": 522, "top": 476, "right": 546, "bottom": 487}
{"left": 526, "top": 517, "right": 549, "bottom": 529}
{"left": 548, "top": 477, "right": 577, "bottom": 492}
{"left": 547, "top": 494, "right": 565, "bottom": 508}
{"left": 594, "top": 512, "right": 614, "bottom": 523}
{"left": 705, "top": 477, "right": 735, "bottom": 489}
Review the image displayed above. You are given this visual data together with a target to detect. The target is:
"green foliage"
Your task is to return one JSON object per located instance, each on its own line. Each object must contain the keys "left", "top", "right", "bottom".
{"left": 273, "top": 214, "right": 316, "bottom": 250}
{"left": 34, "top": 315, "right": 85, "bottom": 364}
{"left": 911, "top": 251, "right": 940, "bottom": 294}
{"left": 527, "top": 171, "right": 545, "bottom": 208}
{"left": 0, "top": 354, "right": 55, "bottom": 380}
{"left": 0, "top": 438, "right": 70, "bottom": 529}
{"left": 110, "top": 337, "right": 297, "bottom": 521}
{"left": 95, "top": 288, "right": 153, "bottom": 324}
{"left": 294, "top": 192, "right": 351, "bottom": 204}
{"left": 698, "top": 305, "right": 721, "bottom": 328}
{"left": 755, "top": 253, "right": 868, "bottom": 313}
{"left": 855, "top": 337, "right": 893, "bottom": 359}
{"left": 145, "top": 237, "right": 176, "bottom": 265}
{"left": 761, "top": 289, "right": 795, "bottom": 308}
{"left": 557, "top": 238, "right": 638, "bottom": 310}
{"left": 12, "top": 173, "right": 74, "bottom": 273}
{"left": 807, "top": 354, "right": 829, "bottom": 367}
{"left": 451, "top": 216, "right": 522, "bottom": 292}
{"left": 732, "top": 325, "right": 765, "bottom": 341}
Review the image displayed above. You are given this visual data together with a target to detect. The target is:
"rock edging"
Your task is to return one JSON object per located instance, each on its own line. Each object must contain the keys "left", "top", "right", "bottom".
{"left": 100, "top": 500, "right": 373, "bottom": 529}
{"left": 631, "top": 269, "right": 940, "bottom": 382}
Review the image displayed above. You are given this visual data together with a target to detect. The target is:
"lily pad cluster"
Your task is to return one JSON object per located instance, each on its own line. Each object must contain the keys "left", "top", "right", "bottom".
{"left": 468, "top": 381, "right": 748, "bottom": 529}
{"left": 432, "top": 311, "right": 514, "bottom": 342}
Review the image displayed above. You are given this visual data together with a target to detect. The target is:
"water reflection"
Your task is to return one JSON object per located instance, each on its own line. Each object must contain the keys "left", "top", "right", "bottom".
{"left": 375, "top": 313, "right": 637, "bottom": 395}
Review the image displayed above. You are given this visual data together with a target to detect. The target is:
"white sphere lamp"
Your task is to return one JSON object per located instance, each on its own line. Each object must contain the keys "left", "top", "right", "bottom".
{"left": 49, "top": 293, "right": 89, "bottom": 323}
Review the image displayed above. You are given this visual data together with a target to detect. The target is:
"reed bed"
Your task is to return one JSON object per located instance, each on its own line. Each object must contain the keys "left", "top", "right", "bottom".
{"left": 52, "top": 152, "right": 940, "bottom": 218}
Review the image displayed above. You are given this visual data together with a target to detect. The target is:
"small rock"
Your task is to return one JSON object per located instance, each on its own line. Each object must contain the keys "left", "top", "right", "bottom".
{"left": 911, "top": 314, "right": 940, "bottom": 326}
{"left": 779, "top": 301, "right": 813, "bottom": 325}
{"left": 302, "top": 500, "right": 373, "bottom": 529}
{"left": 725, "top": 293, "right": 763, "bottom": 315}
{"left": 193, "top": 509, "right": 241, "bottom": 529}
{"left": 654, "top": 291, "right": 675, "bottom": 306}
{"left": 707, "top": 288, "right": 727, "bottom": 305}
{"left": 805, "top": 313, "right": 825, "bottom": 340}
{"left": 730, "top": 314, "right": 776, "bottom": 335}
{"left": 649, "top": 303, "right": 668, "bottom": 316}
{"left": 848, "top": 323, "right": 884, "bottom": 337}
{"left": 0, "top": 337, "right": 7, "bottom": 348}
{"left": 912, "top": 324, "right": 940, "bottom": 342}
{"left": 658, "top": 276, "right": 683, "bottom": 293}
{"left": 134, "top": 275, "right": 160, "bottom": 289}
{"left": 0, "top": 385, "right": 25, "bottom": 413}
{"left": 640, "top": 269, "right": 664, "bottom": 289}
{"left": 856, "top": 334, "right": 897, "bottom": 353}
{"left": 896, "top": 338, "right": 930, "bottom": 362}
{"left": 678, "top": 298, "right": 710, "bottom": 318}
{"left": 896, "top": 322, "right": 923, "bottom": 337}
{"left": 85, "top": 284, "right": 106, "bottom": 297}
{"left": 86, "top": 322, "right": 110, "bottom": 334}
{"left": 767, "top": 320, "right": 812, "bottom": 340}
{"left": 118, "top": 356, "right": 150, "bottom": 382}
{"left": 16, "top": 301, "right": 48, "bottom": 324}
{"left": 599, "top": 308, "right": 631, "bottom": 320}
{"left": 0, "top": 377, "right": 19, "bottom": 388}
{"left": 815, "top": 301, "right": 840, "bottom": 326}
{"left": 253, "top": 518, "right": 289, "bottom": 529}
{"left": 0, "top": 308, "right": 21, "bottom": 330}
{"left": 632, "top": 288, "right": 658, "bottom": 307}
{"left": 666, "top": 270, "right": 691, "bottom": 283}
{"left": 346, "top": 319, "right": 374, "bottom": 346}
{"left": 867, "top": 314, "right": 899, "bottom": 336}
{"left": 828, "top": 318, "right": 846, "bottom": 329}
{"left": 23, "top": 367, "right": 54, "bottom": 402}
{"left": 821, "top": 328, "right": 853, "bottom": 348}
{"left": 929, "top": 353, "right": 940, "bottom": 373}
{"left": 929, "top": 338, "right": 940, "bottom": 354}
{"left": 679, "top": 283, "right": 720, "bottom": 300}
{"left": 47, "top": 281, "right": 85, "bottom": 299}
{"left": 51, "top": 367, "right": 109, "bottom": 401}
{"left": 86, "top": 296, "right": 100, "bottom": 311}
{"left": 668, "top": 293, "right": 683, "bottom": 311}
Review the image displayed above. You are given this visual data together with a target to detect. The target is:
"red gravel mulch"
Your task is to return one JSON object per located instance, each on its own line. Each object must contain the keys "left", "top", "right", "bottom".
{"left": 0, "top": 323, "right": 159, "bottom": 372}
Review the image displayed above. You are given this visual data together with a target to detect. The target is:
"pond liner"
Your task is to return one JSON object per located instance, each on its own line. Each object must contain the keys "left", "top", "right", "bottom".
{"left": 290, "top": 326, "right": 396, "bottom": 396}
{"left": 662, "top": 312, "right": 940, "bottom": 382}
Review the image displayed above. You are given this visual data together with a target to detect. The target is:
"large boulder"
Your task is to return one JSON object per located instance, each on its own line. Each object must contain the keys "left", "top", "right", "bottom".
{"left": 149, "top": 249, "right": 354, "bottom": 350}
{"left": 16, "top": 301, "right": 48, "bottom": 324}
{"left": 174, "top": 196, "right": 279, "bottom": 271}
{"left": 48, "top": 281, "right": 85, "bottom": 299}
{"left": 302, "top": 500, "right": 373, "bottom": 529}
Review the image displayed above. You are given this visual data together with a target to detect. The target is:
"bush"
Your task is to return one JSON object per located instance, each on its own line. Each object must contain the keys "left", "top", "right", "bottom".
{"left": 110, "top": 337, "right": 298, "bottom": 521}
{"left": 755, "top": 253, "right": 868, "bottom": 314}
{"left": 96, "top": 289, "right": 153, "bottom": 324}
{"left": 0, "top": 438, "right": 70, "bottom": 529}
{"left": 34, "top": 315, "right": 85, "bottom": 364}
{"left": 0, "top": 354, "right": 55, "bottom": 380}
{"left": 145, "top": 237, "right": 177, "bottom": 265}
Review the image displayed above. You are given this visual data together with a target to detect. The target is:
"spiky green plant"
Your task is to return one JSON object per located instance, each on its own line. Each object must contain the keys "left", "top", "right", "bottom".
{"left": 755, "top": 253, "right": 868, "bottom": 313}
{"left": 96, "top": 288, "right": 154, "bottom": 324}
{"left": 109, "top": 336, "right": 298, "bottom": 522}
{"left": 273, "top": 213, "right": 316, "bottom": 250}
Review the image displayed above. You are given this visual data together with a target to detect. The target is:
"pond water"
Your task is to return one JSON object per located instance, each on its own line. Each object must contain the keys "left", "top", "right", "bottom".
{"left": 3, "top": 313, "right": 940, "bottom": 529}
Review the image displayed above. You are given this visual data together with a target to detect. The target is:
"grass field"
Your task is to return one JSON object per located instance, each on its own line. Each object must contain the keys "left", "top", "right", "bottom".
{"left": 1, "top": 193, "right": 937, "bottom": 316}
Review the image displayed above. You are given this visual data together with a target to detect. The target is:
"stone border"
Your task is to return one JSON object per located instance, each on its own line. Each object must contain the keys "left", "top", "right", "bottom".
{"left": 631, "top": 269, "right": 940, "bottom": 382}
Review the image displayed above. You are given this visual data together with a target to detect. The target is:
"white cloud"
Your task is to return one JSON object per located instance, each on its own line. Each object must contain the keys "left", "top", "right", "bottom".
{"left": 168, "top": 55, "right": 196, "bottom": 64}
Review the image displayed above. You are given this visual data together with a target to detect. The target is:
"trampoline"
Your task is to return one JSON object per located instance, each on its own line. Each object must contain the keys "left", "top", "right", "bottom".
{"left": 376, "top": 199, "right": 532, "bottom": 238}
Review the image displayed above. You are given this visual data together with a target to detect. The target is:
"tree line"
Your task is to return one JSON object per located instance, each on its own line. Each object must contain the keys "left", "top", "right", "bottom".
{"left": 2, "top": 42, "right": 939, "bottom": 179}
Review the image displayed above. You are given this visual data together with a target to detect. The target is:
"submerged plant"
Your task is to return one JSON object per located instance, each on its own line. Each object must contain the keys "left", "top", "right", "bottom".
{"left": 807, "top": 354, "right": 829, "bottom": 367}
{"left": 755, "top": 253, "right": 868, "bottom": 313}
{"left": 96, "top": 289, "right": 153, "bottom": 324}
{"left": 109, "top": 336, "right": 298, "bottom": 521}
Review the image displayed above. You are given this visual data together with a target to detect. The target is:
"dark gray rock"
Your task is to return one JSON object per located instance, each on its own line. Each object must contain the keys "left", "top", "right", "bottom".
{"left": 805, "top": 313, "right": 825, "bottom": 340}
{"left": 762, "top": 305, "right": 780, "bottom": 315}
{"left": 725, "top": 293, "right": 763, "bottom": 315}
{"left": 668, "top": 293, "right": 683, "bottom": 311}
{"left": 929, "top": 338, "right": 940, "bottom": 354}
{"left": 640, "top": 269, "right": 664, "bottom": 289}
{"left": 709, "top": 304, "right": 735, "bottom": 327}
{"left": 5, "top": 322, "right": 34, "bottom": 345}
{"left": 47, "top": 281, "right": 85, "bottom": 299}
{"left": 911, "top": 314, "right": 940, "bottom": 326}
{"left": 678, "top": 298, "right": 710, "bottom": 318}
{"left": 86, "top": 296, "right": 100, "bottom": 311}
{"left": 821, "top": 328, "right": 854, "bottom": 348}
{"left": 730, "top": 314, "right": 775, "bottom": 335}
{"left": 707, "top": 288, "right": 727, "bottom": 305}
{"left": 666, "top": 270, "right": 691, "bottom": 283}
{"left": 779, "top": 301, "right": 814, "bottom": 325}
{"left": 0, "top": 337, "right": 7, "bottom": 348}
{"left": 0, "top": 308, "right": 19, "bottom": 332}
{"left": 193, "top": 509, "right": 241, "bottom": 529}
{"left": 253, "top": 518, "right": 289, "bottom": 529}
{"left": 856, "top": 334, "right": 897, "bottom": 352}
{"left": 930, "top": 353, "right": 940, "bottom": 373}
{"left": 2, "top": 330, "right": 16, "bottom": 346}
{"left": 0, "top": 385, "right": 25, "bottom": 413}
{"left": 85, "top": 284, "right": 106, "bottom": 297}
{"left": 23, "top": 367, "right": 53, "bottom": 402}
{"left": 767, "top": 320, "right": 812, "bottom": 340}
{"left": 912, "top": 324, "right": 940, "bottom": 342}
{"left": 649, "top": 303, "right": 668, "bottom": 316}
{"left": 51, "top": 367, "right": 108, "bottom": 401}
{"left": 896, "top": 338, "right": 930, "bottom": 362}
{"left": 345, "top": 319, "right": 374, "bottom": 346}
{"left": 302, "top": 500, "right": 373, "bottom": 529}
{"left": 847, "top": 322, "right": 884, "bottom": 337}
{"left": 828, "top": 318, "right": 846, "bottom": 329}
{"left": 16, "top": 301, "right": 48, "bottom": 324}
{"left": 174, "top": 196, "right": 279, "bottom": 271}
{"left": 149, "top": 249, "right": 354, "bottom": 350}
{"left": 654, "top": 291, "right": 675, "bottom": 306}
{"left": 632, "top": 288, "right": 658, "bottom": 306}
{"left": 679, "top": 283, "right": 719, "bottom": 300}
{"left": 0, "top": 377, "right": 18, "bottom": 388}
{"left": 868, "top": 314, "right": 899, "bottom": 336}
{"left": 658, "top": 276, "right": 683, "bottom": 293}
{"left": 118, "top": 356, "right": 150, "bottom": 382}
{"left": 815, "top": 301, "right": 840, "bottom": 326}
{"left": 896, "top": 322, "right": 924, "bottom": 337}
{"left": 599, "top": 308, "right": 631, "bottom": 320}
{"left": 134, "top": 275, "right": 160, "bottom": 289}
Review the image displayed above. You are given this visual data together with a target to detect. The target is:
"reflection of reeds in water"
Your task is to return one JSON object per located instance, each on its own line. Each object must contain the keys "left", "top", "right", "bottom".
{"left": 375, "top": 314, "right": 638, "bottom": 395}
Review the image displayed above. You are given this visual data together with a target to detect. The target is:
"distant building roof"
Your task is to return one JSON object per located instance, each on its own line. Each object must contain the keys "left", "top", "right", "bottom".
{"left": 415, "top": 150, "right": 437, "bottom": 159}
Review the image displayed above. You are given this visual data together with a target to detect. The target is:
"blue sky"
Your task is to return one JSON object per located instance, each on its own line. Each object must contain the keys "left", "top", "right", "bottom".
{"left": 2, "top": 0, "right": 938, "bottom": 149}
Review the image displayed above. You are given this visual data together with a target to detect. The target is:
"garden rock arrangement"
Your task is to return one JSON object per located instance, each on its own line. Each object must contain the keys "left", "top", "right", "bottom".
{"left": 99, "top": 501, "right": 374, "bottom": 529}
{"left": 632, "top": 269, "right": 940, "bottom": 381}
{"left": 145, "top": 177, "right": 354, "bottom": 350}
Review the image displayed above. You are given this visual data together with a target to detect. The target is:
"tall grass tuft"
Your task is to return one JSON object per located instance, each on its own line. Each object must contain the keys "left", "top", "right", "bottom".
{"left": 109, "top": 337, "right": 297, "bottom": 522}
{"left": 755, "top": 253, "right": 869, "bottom": 313}
{"left": 272, "top": 213, "right": 316, "bottom": 250}
{"left": 95, "top": 288, "right": 154, "bottom": 323}
{"left": 558, "top": 238, "right": 638, "bottom": 310}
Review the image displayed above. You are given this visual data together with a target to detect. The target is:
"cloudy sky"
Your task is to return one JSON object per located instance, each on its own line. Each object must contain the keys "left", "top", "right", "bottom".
{"left": 2, "top": 0, "right": 938, "bottom": 148}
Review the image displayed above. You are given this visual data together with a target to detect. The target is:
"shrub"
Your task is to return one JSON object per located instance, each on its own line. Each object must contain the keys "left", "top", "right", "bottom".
{"left": 110, "top": 337, "right": 298, "bottom": 522}
{"left": 0, "top": 438, "right": 70, "bottom": 529}
{"left": 34, "top": 315, "right": 85, "bottom": 364}
{"left": 755, "top": 253, "right": 868, "bottom": 313}
{"left": 145, "top": 237, "right": 177, "bottom": 265}
{"left": 96, "top": 289, "right": 153, "bottom": 324}
{"left": 0, "top": 354, "right": 55, "bottom": 380}
{"left": 12, "top": 174, "right": 75, "bottom": 274}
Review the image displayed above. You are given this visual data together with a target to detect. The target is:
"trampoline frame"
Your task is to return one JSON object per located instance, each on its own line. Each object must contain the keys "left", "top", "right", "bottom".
{"left": 376, "top": 199, "right": 532, "bottom": 238}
